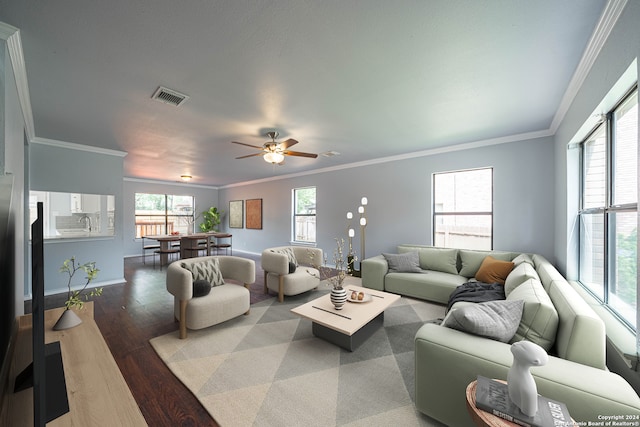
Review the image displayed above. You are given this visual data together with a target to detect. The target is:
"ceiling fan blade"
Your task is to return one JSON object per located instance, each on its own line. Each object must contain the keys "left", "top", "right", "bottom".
{"left": 283, "top": 150, "right": 318, "bottom": 158}
{"left": 279, "top": 138, "right": 298, "bottom": 149}
{"left": 231, "top": 141, "right": 264, "bottom": 149}
{"left": 235, "top": 152, "right": 264, "bottom": 159}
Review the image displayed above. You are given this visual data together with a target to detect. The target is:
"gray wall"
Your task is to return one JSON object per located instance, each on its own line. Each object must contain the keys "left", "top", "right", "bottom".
{"left": 551, "top": 1, "right": 640, "bottom": 390}
{"left": 2, "top": 41, "right": 26, "bottom": 316}
{"left": 122, "top": 179, "right": 219, "bottom": 257}
{"left": 30, "top": 142, "right": 125, "bottom": 295}
{"left": 220, "top": 136, "right": 556, "bottom": 263}
{"left": 554, "top": 1, "right": 640, "bottom": 276}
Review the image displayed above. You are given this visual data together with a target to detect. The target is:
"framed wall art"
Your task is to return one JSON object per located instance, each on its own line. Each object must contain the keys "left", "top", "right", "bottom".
{"left": 245, "top": 198, "right": 262, "bottom": 230}
{"left": 229, "top": 200, "right": 244, "bottom": 228}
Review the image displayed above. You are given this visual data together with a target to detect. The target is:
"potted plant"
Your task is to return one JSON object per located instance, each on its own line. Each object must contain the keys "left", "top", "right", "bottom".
{"left": 199, "top": 206, "right": 223, "bottom": 232}
{"left": 53, "top": 257, "right": 103, "bottom": 330}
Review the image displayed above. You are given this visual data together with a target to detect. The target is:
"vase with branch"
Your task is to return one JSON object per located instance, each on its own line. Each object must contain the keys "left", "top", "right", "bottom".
{"left": 308, "top": 238, "right": 355, "bottom": 309}
{"left": 53, "top": 257, "right": 103, "bottom": 330}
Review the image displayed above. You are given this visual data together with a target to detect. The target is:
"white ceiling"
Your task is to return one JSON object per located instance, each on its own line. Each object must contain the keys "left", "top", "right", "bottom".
{"left": 1, "top": 0, "right": 609, "bottom": 186}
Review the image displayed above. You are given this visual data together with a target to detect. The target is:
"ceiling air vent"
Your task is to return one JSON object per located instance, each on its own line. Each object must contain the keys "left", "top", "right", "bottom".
{"left": 322, "top": 150, "right": 341, "bottom": 157}
{"left": 151, "top": 86, "right": 190, "bottom": 107}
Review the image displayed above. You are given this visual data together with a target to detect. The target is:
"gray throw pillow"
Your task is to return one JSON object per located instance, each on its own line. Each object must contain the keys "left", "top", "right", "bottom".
{"left": 442, "top": 299, "right": 524, "bottom": 342}
{"left": 382, "top": 251, "right": 422, "bottom": 273}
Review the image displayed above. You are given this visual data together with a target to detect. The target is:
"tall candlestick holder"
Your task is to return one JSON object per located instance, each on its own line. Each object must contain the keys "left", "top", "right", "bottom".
{"left": 346, "top": 196, "right": 367, "bottom": 277}
{"left": 359, "top": 197, "right": 368, "bottom": 275}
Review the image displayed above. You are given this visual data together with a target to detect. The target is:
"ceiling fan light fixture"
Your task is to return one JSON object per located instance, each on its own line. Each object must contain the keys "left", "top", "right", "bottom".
{"left": 263, "top": 152, "right": 284, "bottom": 164}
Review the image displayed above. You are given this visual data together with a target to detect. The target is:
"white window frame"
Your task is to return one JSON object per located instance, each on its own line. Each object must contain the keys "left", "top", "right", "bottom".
{"left": 578, "top": 84, "right": 638, "bottom": 330}
{"left": 134, "top": 193, "right": 195, "bottom": 238}
{"left": 432, "top": 167, "right": 493, "bottom": 250}
{"left": 292, "top": 186, "right": 316, "bottom": 244}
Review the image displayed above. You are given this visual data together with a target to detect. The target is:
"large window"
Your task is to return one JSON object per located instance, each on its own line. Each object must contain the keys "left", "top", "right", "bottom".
{"left": 578, "top": 87, "right": 637, "bottom": 329}
{"left": 433, "top": 168, "right": 493, "bottom": 250}
{"left": 293, "top": 187, "right": 316, "bottom": 243}
{"left": 135, "top": 193, "right": 195, "bottom": 238}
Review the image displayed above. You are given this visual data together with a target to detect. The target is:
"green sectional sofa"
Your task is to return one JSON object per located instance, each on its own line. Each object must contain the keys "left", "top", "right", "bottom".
{"left": 361, "top": 244, "right": 640, "bottom": 426}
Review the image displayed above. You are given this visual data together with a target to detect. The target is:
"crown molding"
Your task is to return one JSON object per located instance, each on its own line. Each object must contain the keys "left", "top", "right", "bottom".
{"left": 550, "top": 0, "right": 628, "bottom": 133}
{"left": 31, "top": 137, "right": 128, "bottom": 157}
{"left": 123, "top": 176, "right": 219, "bottom": 190}
{"left": 0, "top": 22, "right": 36, "bottom": 141}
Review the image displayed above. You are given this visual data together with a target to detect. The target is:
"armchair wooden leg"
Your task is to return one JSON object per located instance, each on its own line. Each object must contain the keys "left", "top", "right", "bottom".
{"left": 278, "top": 275, "right": 284, "bottom": 303}
{"left": 264, "top": 271, "right": 268, "bottom": 294}
{"left": 244, "top": 283, "right": 250, "bottom": 315}
{"left": 179, "top": 300, "right": 187, "bottom": 339}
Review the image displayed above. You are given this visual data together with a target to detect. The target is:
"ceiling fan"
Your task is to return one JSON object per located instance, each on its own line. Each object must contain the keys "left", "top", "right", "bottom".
{"left": 232, "top": 131, "right": 318, "bottom": 164}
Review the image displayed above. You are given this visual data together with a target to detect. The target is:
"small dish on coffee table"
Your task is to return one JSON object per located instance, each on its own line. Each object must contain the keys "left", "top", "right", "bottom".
{"left": 348, "top": 293, "right": 372, "bottom": 303}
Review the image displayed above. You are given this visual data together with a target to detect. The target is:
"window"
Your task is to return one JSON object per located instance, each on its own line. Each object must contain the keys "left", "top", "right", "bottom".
{"left": 293, "top": 187, "right": 316, "bottom": 243}
{"left": 578, "top": 87, "right": 637, "bottom": 329}
{"left": 433, "top": 168, "right": 493, "bottom": 250}
{"left": 135, "top": 193, "right": 195, "bottom": 238}
{"left": 29, "top": 191, "right": 115, "bottom": 239}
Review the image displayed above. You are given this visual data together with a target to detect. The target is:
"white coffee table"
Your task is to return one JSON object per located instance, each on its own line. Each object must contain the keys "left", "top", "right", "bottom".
{"left": 291, "top": 282, "right": 400, "bottom": 351}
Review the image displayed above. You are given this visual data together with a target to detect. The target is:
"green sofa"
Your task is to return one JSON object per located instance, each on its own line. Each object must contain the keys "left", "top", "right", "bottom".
{"left": 361, "top": 244, "right": 640, "bottom": 426}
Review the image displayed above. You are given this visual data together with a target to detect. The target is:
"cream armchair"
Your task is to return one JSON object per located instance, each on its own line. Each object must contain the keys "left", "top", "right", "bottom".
{"left": 261, "top": 246, "right": 322, "bottom": 302}
{"left": 166, "top": 255, "right": 255, "bottom": 338}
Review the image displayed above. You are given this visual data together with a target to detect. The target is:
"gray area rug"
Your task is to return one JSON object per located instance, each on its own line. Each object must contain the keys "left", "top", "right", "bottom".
{"left": 150, "top": 288, "right": 446, "bottom": 426}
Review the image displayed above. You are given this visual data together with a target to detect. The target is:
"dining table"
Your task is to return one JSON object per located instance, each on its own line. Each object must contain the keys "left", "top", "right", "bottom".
{"left": 178, "top": 232, "right": 233, "bottom": 259}
{"left": 145, "top": 234, "right": 181, "bottom": 267}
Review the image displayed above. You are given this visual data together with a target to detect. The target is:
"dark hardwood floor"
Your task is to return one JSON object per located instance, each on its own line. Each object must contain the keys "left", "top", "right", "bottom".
{"left": 28, "top": 252, "right": 271, "bottom": 427}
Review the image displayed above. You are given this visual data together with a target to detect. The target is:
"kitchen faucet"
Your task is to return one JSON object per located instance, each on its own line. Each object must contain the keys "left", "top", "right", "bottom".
{"left": 78, "top": 214, "right": 92, "bottom": 232}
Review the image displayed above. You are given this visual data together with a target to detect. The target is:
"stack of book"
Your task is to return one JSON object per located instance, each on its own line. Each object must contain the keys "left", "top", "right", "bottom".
{"left": 475, "top": 375, "right": 573, "bottom": 427}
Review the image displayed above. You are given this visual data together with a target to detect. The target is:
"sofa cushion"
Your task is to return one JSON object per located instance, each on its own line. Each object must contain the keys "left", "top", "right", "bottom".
{"left": 192, "top": 279, "right": 212, "bottom": 297}
{"left": 386, "top": 271, "right": 467, "bottom": 304}
{"left": 182, "top": 258, "right": 225, "bottom": 286}
{"left": 512, "top": 253, "right": 535, "bottom": 267}
{"left": 398, "top": 245, "right": 458, "bottom": 274}
{"left": 504, "top": 262, "right": 539, "bottom": 296}
{"left": 383, "top": 251, "right": 422, "bottom": 273}
{"left": 442, "top": 299, "right": 524, "bottom": 342}
{"left": 458, "top": 250, "right": 513, "bottom": 277}
{"left": 474, "top": 256, "right": 514, "bottom": 285}
{"left": 507, "top": 278, "right": 558, "bottom": 351}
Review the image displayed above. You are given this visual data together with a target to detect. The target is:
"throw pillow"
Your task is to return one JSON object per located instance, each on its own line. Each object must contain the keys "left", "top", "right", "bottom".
{"left": 192, "top": 279, "right": 211, "bottom": 297}
{"left": 475, "top": 256, "right": 515, "bottom": 285}
{"left": 382, "top": 251, "right": 422, "bottom": 273}
{"left": 288, "top": 261, "right": 297, "bottom": 274}
{"left": 442, "top": 299, "right": 524, "bottom": 342}
{"left": 459, "top": 250, "right": 513, "bottom": 278}
{"left": 181, "top": 258, "right": 225, "bottom": 287}
{"left": 272, "top": 247, "right": 298, "bottom": 266}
